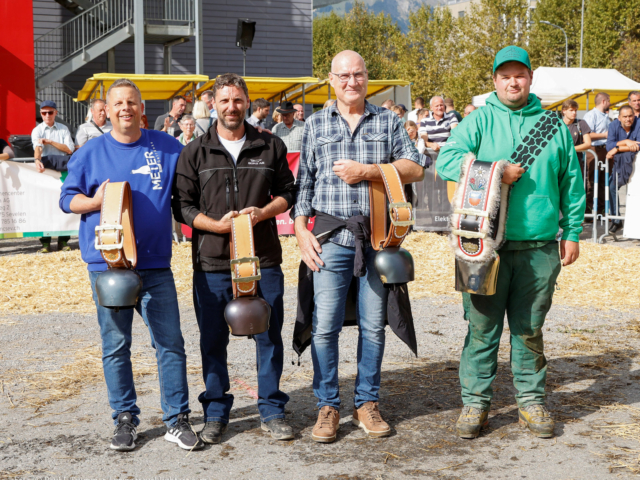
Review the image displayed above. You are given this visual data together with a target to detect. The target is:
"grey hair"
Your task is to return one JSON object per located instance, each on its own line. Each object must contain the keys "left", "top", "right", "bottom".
{"left": 106, "top": 78, "right": 142, "bottom": 103}
{"left": 429, "top": 96, "right": 445, "bottom": 107}
{"left": 213, "top": 73, "right": 249, "bottom": 99}
{"left": 179, "top": 114, "right": 195, "bottom": 124}
{"left": 90, "top": 97, "right": 106, "bottom": 109}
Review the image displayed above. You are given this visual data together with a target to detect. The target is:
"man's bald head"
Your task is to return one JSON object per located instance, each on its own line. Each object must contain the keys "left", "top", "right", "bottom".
{"left": 331, "top": 50, "right": 366, "bottom": 73}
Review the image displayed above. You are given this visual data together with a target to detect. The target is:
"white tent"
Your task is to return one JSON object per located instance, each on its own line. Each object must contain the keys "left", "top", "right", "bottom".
{"left": 472, "top": 67, "right": 640, "bottom": 109}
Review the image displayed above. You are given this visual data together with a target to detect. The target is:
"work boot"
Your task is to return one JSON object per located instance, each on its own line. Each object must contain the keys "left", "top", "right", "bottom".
{"left": 261, "top": 418, "right": 294, "bottom": 440}
{"left": 57, "top": 239, "right": 71, "bottom": 252}
{"left": 37, "top": 243, "right": 50, "bottom": 254}
{"left": 352, "top": 401, "right": 391, "bottom": 438}
{"left": 456, "top": 406, "right": 489, "bottom": 439}
{"left": 311, "top": 406, "right": 340, "bottom": 443}
{"left": 518, "top": 404, "right": 554, "bottom": 438}
{"left": 200, "top": 421, "right": 228, "bottom": 444}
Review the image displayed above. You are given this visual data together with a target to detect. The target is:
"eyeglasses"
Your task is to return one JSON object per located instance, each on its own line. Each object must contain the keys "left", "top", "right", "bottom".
{"left": 40, "top": 111, "right": 55, "bottom": 115}
{"left": 330, "top": 72, "right": 367, "bottom": 83}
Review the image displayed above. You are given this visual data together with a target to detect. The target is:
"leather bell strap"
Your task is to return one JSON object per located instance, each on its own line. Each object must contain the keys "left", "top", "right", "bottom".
{"left": 230, "top": 214, "right": 261, "bottom": 298}
{"left": 369, "top": 163, "right": 414, "bottom": 251}
{"left": 95, "top": 181, "right": 137, "bottom": 268}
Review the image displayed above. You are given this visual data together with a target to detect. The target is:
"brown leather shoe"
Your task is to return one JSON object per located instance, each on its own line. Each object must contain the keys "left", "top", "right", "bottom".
{"left": 352, "top": 401, "right": 391, "bottom": 438}
{"left": 311, "top": 406, "right": 340, "bottom": 443}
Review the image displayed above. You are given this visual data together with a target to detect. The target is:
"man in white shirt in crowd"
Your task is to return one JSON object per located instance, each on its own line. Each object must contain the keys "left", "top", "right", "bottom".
{"left": 31, "top": 100, "right": 75, "bottom": 253}
{"left": 32, "top": 100, "right": 75, "bottom": 173}
{"left": 76, "top": 98, "right": 112, "bottom": 148}
{"left": 408, "top": 97, "right": 424, "bottom": 124}
{"left": 583, "top": 92, "right": 611, "bottom": 216}
{"left": 247, "top": 98, "right": 271, "bottom": 129}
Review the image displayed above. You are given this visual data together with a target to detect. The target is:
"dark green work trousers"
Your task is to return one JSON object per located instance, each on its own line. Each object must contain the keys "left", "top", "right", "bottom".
{"left": 459, "top": 242, "right": 561, "bottom": 410}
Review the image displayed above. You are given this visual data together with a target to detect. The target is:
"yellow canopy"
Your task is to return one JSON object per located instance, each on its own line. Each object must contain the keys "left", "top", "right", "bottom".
{"left": 75, "top": 73, "right": 210, "bottom": 102}
{"left": 288, "top": 79, "right": 412, "bottom": 104}
{"left": 545, "top": 89, "right": 633, "bottom": 111}
{"left": 196, "top": 77, "right": 319, "bottom": 102}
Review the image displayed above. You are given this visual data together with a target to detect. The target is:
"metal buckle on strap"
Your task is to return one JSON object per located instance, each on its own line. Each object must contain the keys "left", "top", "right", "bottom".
{"left": 230, "top": 256, "right": 262, "bottom": 283}
{"left": 94, "top": 224, "right": 123, "bottom": 250}
{"left": 388, "top": 202, "right": 415, "bottom": 227}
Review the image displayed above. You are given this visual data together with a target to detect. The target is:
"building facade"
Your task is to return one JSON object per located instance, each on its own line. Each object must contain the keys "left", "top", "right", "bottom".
{"left": 32, "top": 0, "right": 312, "bottom": 131}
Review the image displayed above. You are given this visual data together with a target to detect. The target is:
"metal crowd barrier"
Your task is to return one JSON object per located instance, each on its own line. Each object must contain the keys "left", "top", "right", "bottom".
{"left": 413, "top": 148, "right": 452, "bottom": 232}
{"left": 595, "top": 152, "right": 625, "bottom": 244}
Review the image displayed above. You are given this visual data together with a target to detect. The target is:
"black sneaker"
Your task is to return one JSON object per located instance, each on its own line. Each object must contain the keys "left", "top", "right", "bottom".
{"left": 200, "top": 421, "right": 228, "bottom": 444}
{"left": 261, "top": 418, "right": 294, "bottom": 440}
{"left": 164, "top": 413, "right": 203, "bottom": 450}
{"left": 110, "top": 412, "right": 137, "bottom": 451}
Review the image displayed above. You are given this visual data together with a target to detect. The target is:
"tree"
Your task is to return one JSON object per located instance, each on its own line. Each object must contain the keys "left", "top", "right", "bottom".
{"left": 312, "top": 0, "right": 640, "bottom": 108}
{"left": 312, "top": 1, "right": 401, "bottom": 80}
{"left": 448, "top": 0, "right": 531, "bottom": 106}
{"left": 613, "top": 38, "right": 640, "bottom": 82}
{"left": 397, "top": 6, "right": 458, "bottom": 104}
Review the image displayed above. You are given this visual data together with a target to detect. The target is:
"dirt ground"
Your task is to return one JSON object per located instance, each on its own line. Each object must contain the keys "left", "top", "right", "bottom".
{"left": 1, "top": 289, "right": 640, "bottom": 479}
{"left": 1, "top": 235, "right": 640, "bottom": 479}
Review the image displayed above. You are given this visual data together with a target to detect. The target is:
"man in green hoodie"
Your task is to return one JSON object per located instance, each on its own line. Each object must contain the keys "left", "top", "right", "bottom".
{"left": 437, "top": 46, "right": 586, "bottom": 439}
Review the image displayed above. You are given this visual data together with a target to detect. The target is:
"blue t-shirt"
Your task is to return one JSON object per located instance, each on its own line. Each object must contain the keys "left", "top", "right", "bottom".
{"left": 60, "top": 130, "right": 182, "bottom": 271}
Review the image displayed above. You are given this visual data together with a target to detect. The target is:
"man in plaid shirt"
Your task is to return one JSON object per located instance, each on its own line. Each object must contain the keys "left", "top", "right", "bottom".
{"left": 293, "top": 50, "right": 426, "bottom": 443}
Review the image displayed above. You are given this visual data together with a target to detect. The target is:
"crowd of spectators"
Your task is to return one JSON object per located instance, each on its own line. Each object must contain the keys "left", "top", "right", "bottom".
{"left": 4, "top": 85, "right": 638, "bottom": 251}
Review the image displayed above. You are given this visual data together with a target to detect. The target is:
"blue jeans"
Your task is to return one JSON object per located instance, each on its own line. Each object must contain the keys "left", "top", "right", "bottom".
{"left": 311, "top": 241, "right": 389, "bottom": 409}
{"left": 193, "top": 266, "right": 288, "bottom": 423}
{"left": 89, "top": 268, "right": 190, "bottom": 427}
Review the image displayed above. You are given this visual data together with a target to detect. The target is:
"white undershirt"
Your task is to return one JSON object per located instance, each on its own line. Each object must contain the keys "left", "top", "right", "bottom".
{"left": 217, "top": 133, "right": 246, "bottom": 164}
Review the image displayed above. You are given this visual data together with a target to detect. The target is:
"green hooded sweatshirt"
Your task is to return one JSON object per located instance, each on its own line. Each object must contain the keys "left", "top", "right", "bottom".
{"left": 436, "top": 92, "right": 586, "bottom": 243}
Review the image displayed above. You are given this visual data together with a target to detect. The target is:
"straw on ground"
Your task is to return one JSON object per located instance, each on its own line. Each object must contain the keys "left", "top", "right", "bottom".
{"left": 0, "top": 232, "right": 637, "bottom": 315}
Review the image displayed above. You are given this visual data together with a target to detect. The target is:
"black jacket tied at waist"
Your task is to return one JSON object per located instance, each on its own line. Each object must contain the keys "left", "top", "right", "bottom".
{"left": 292, "top": 212, "right": 418, "bottom": 358}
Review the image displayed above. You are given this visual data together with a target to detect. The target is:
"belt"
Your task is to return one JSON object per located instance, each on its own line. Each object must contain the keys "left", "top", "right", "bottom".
{"left": 368, "top": 163, "right": 414, "bottom": 250}
{"left": 230, "top": 213, "right": 260, "bottom": 298}
{"left": 95, "top": 181, "right": 138, "bottom": 268}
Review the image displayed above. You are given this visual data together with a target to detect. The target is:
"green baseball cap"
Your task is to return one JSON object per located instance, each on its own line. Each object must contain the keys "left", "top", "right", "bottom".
{"left": 493, "top": 46, "right": 532, "bottom": 73}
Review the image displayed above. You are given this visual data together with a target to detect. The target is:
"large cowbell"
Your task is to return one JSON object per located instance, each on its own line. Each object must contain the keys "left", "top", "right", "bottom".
{"left": 374, "top": 247, "right": 415, "bottom": 285}
{"left": 95, "top": 268, "right": 143, "bottom": 311}
{"left": 455, "top": 255, "right": 500, "bottom": 296}
{"left": 224, "top": 296, "right": 271, "bottom": 337}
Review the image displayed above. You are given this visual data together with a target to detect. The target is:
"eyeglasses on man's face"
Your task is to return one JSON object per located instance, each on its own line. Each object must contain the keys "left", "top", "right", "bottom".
{"left": 331, "top": 71, "right": 367, "bottom": 83}
{"left": 41, "top": 111, "right": 55, "bottom": 115}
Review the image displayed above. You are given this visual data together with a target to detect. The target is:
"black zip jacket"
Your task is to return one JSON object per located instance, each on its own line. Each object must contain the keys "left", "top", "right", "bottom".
{"left": 172, "top": 121, "right": 296, "bottom": 272}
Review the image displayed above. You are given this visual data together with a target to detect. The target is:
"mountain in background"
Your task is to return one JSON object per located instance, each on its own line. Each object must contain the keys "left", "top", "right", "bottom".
{"left": 313, "top": 0, "right": 444, "bottom": 32}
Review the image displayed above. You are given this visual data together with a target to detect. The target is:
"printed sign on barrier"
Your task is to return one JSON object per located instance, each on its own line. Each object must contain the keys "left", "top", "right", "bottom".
{"left": 276, "top": 152, "right": 315, "bottom": 235}
{"left": 0, "top": 161, "right": 80, "bottom": 239}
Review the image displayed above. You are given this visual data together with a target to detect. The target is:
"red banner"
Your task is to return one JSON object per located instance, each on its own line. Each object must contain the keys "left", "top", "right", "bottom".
{"left": 276, "top": 152, "right": 314, "bottom": 235}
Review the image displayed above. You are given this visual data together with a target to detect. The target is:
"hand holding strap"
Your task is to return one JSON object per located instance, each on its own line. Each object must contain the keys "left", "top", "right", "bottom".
{"left": 369, "top": 163, "right": 414, "bottom": 251}
{"left": 230, "top": 214, "right": 261, "bottom": 298}
{"left": 95, "top": 181, "right": 137, "bottom": 268}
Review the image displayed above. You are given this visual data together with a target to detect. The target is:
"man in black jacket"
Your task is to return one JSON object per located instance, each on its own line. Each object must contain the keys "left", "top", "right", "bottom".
{"left": 172, "top": 73, "right": 296, "bottom": 444}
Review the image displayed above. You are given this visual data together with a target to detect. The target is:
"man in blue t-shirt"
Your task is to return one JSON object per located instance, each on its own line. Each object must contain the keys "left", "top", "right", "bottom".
{"left": 59, "top": 79, "right": 202, "bottom": 452}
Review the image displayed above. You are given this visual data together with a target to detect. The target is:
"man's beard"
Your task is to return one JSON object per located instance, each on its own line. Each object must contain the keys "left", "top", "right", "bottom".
{"left": 219, "top": 110, "right": 245, "bottom": 130}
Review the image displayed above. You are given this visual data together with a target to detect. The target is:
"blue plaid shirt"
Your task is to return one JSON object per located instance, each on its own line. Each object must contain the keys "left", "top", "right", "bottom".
{"left": 293, "top": 101, "right": 424, "bottom": 246}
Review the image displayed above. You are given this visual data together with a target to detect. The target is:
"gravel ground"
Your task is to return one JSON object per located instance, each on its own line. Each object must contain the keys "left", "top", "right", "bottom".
{"left": 1, "top": 284, "right": 640, "bottom": 479}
